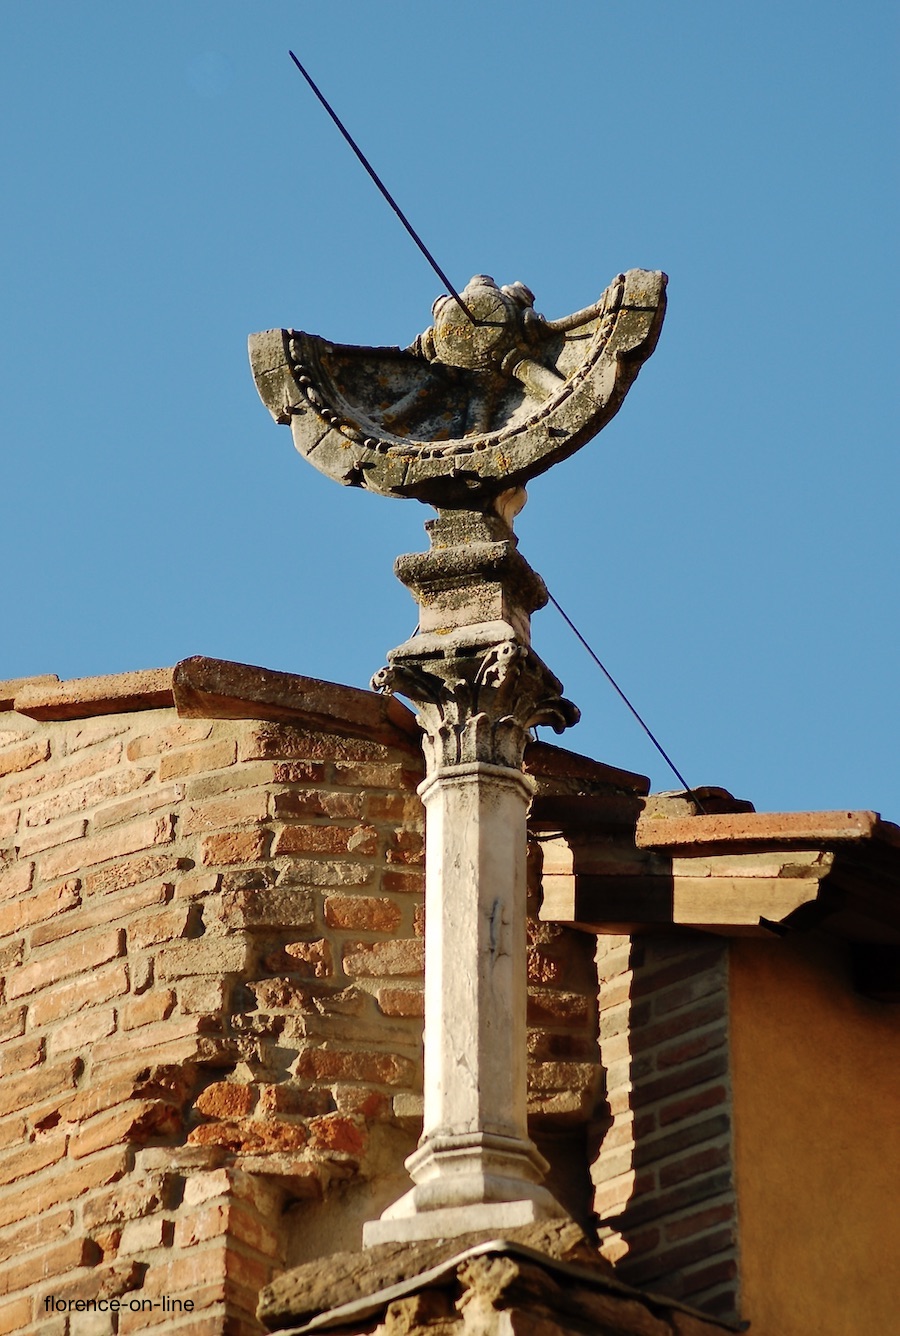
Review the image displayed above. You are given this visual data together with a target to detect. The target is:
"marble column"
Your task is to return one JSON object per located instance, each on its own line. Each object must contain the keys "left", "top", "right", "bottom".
{"left": 363, "top": 498, "right": 579, "bottom": 1245}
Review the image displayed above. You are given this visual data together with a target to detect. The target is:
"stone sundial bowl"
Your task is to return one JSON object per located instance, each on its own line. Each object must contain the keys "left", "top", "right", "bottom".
{"left": 249, "top": 269, "right": 666, "bottom": 509}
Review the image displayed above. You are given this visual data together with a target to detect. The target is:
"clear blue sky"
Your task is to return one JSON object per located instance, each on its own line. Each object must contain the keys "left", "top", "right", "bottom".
{"left": 2, "top": 3, "right": 897, "bottom": 817}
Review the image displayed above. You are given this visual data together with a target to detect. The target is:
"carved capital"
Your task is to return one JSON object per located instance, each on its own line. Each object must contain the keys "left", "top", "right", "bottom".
{"left": 373, "top": 634, "right": 579, "bottom": 773}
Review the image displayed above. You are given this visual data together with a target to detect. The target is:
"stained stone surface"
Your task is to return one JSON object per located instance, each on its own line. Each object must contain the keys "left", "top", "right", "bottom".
{"left": 258, "top": 1220, "right": 605, "bottom": 1329}
{"left": 249, "top": 269, "right": 666, "bottom": 507}
{"left": 257, "top": 1219, "right": 735, "bottom": 1335}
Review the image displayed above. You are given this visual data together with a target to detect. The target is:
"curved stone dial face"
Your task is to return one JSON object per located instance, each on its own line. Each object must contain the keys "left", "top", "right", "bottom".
{"left": 249, "top": 269, "right": 666, "bottom": 508}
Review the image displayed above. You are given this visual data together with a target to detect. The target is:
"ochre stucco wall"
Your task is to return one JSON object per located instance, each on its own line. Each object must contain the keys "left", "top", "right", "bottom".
{"left": 729, "top": 932, "right": 900, "bottom": 1336}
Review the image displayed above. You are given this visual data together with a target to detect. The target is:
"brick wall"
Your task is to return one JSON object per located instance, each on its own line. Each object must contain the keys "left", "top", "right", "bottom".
{"left": 591, "top": 934, "right": 738, "bottom": 1322}
{"left": 0, "top": 683, "right": 601, "bottom": 1334}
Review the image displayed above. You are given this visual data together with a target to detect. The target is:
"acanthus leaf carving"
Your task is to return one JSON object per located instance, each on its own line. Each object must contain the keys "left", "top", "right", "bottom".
{"left": 373, "top": 639, "right": 577, "bottom": 773}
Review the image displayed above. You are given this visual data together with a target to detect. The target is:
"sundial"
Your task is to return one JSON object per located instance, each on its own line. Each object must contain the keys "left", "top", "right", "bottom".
{"left": 250, "top": 269, "right": 666, "bottom": 1245}
{"left": 249, "top": 268, "right": 665, "bottom": 507}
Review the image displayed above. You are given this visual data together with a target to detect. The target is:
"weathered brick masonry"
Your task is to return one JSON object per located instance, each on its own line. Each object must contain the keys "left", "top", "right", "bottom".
{"left": 0, "top": 660, "right": 604, "bottom": 1335}
{"left": 593, "top": 935, "right": 737, "bottom": 1320}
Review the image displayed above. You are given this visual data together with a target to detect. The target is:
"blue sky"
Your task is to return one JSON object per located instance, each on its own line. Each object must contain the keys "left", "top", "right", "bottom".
{"left": 2, "top": 3, "right": 897, "bottom": 817}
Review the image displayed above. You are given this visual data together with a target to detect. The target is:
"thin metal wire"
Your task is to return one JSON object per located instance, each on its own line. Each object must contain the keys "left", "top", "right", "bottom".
{"left": 288, "top": 51, "right": 476, "bottom": 323}
{"left": 546, "top": 590, "right": 707, "bottom": 813}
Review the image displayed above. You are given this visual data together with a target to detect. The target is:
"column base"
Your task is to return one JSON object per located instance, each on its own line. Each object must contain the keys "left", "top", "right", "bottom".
{"left": 363, "top": 1130, "right": 567, "bottom": 1247}
{"left": 363, "top": 1193, "right": 566, "bottom": 1247}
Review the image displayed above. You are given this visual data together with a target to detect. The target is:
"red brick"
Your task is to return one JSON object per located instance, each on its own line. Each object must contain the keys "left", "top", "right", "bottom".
{"left": 271, "top": 761, "right": 327, "bottom": 784}
{"left": 655, "top": 1026, "right": 728, "bottom": 1071}
{"left": 50, "top": 1006, "right": 117, "bottom": 1054}
{"left": 183, "top": 789, "right": 269, "bottom": 834}
{"left": 223, "top": 1246, "right": 274, "bottom": 1297}
{"left": 325, "top": 895, "right": 402, "bottom": 932}
{"left": 307, "top": 1114, "right": 365, "bottom": 1156}
{"left": 32, "top": 880, "right": 169, "bottom": 948}
{"left": 275, "top": 858, "right": 373, "bottom": 890}
{"left": 377, "top": 987, "right": 424, "bottom": 1018}
{"left": 333, "top": 1087, "right": 389, "bottom": 1118}
{"left": 200, "top": 829, "right": 268, "bottom": 866}
{"left": 629, "top": 995, "right": 727, "bottom": 1054}
{"left": 70, "top": 1100, "right": 181, "bottom": 1160}
{"left": 6, "top": 878, "right": 82, "bottom": 940}
{"left": 0, "top": 1057, "right": 80, "bottom": 1118}
{"left": 121, "top": 990, "right": 175, "bottom": 1031}
{"left": 17, "top": 815, "right": 87, "bottom": 856}
{"left": 0, "top": 1208, "right": 73, "bottom": 1265}
{"left": 0, "top": 1296, "right": 32, "bottom": 1334}
{"left": 172, "top": 1198, "right": 279, "bottom": 1256}
{"left": 382, "top": 868, "right": 424, "bottom": 894}
{"left": 0, "top": 1034, "right": 43, "bottom": 1076}
{"left": 157, "top": 937, "right": 250, "bottom": 980}
{"left": 665, "top": 1201, "right": 735, "bottom": 1243}
{"left": 658, "top": 1084, "right": 730, "bottom": 1129}
{"left": 65, "top": 717, "right": 130, "bottom": 752}
{"left": 57, "top": 1071, "right": 154, "bottom": 1125}
{"left": 40, "top": 814, "right": 175, "bottom": 881}
{"left": 526, "top": 989, "right": 591, "bottom": 1026}
{"left": 0, "top": 861, "right": 34, "bottom": 903}
{"left": 273, "top": 824, "right": 378, "bottom": 857}
{"left": 0, "top": 807, "right": 18, "bottom": 840}
{"left": 342, "top": 939, "right": 423, "bottom": 978}
{"left": 284, "top": 939, "right": 333, "bottom": 978}
{"left": 332, "top": 761, "right": 419, "bottom": 789}
{"left": 188, "top": 1118, "right": 308, "bottom": 1154}
{"left": 0, "top": 737, "right": 49, "bottom": 778}
{"left": 658, "top": 1144, "right": 731, "bottom": 1190}
{"left": 3, "top": 740, "right": 122, "bottom": 804}
{"left": 0, "top": 1236, "right": 101, "bottom": 1297}
{"left": 29, "top": 963, "right": 129, "bottom": 1027}
{"left": 185, "top": 761, "right": 277, "bottom": 803}
{"left": 117, "top": 1214, "right": 169, "bottom": 1254}
{"left": 119, "top": 1306, "right": 226, "bottom": 1336}
{"left": 365, "top": 792, "right": 422, "bottom": 823}
{"left": 7, "top": 928, "right": 124, "bottom": 1000}
{"left": 0, "top": 1147, "right": 128, "bottom": 1229}
{"left": 127, "top": 904, "right": 192, "bottom": 950}
{"left": 274, "top": 789, "right": 363, "bottom": 820}
{"left": 630, "top": 945, "right": 726, "bottom": 999}
{"left": 677, "top": 1256, "right": 738, "bottom": 1300}
{"left": 158, "top": 738, "right": 237, "bottom": 780}
{"left": 88, "top": 1013, "right": 215, "bottom": 1065}
{"left": 195, "top": 1082, "right": 256, "bottom": 1119}
{"left": 82, "top": 1179, "right": 165, "bottom": 1230}
{"left": 386, "top": 829, "right": 423, "bottom": 864}
{"left": 0, "top": 940, "right": 24, "bottom": 978}
{"left": 177, "top": 976, "right": 229, "bottom": 1014}
{"left": 0, "top": 1006, "right": 26, "bottom": 1042}
{"left": 222, "top": 887, "right": 315, "bottom": 931}
{"left": 622, "top": 1227, "right": 735, "bottom": 1289}
{"left": 23, "top": 766, "right": 155, "bottom": 829}
{"left": 0, "top": 1117, "right": 25, "bottom": 1152}
{"left": 294, "top": 1048, "right": 415, "bottom": 1086}
{"left": 173, "top": 869, "right": 221, "bottom": 900}
{"left": 0, "top": 1131, "right": 66, "bottom": 1187}
{"left": 257, "top": 1085, "right": 332, "bottom": 1118}
{"left": 84, "top": 851, "right": 182, "bottom": 897}
{"left": 634, "top": 1053, "right": 729, "bottom": 1107}
{"left": 633, "top": 1114, "right": 730, "bottom": 1172}
{"left": 594, "top": 1170, "right": 655, "bottom": 1219}
{"left": 125, "top": 720, "right": 213, "bottom": 760}
{"left": 92, "top": 781, "right": 184, "bottom": 831}
{"left": 241, "top": 725, "right": 383, "bottom": 764}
